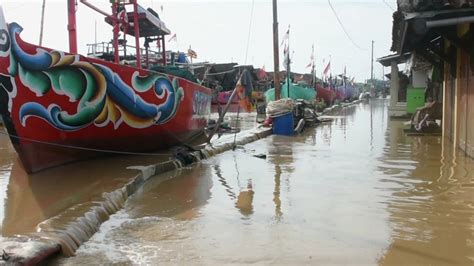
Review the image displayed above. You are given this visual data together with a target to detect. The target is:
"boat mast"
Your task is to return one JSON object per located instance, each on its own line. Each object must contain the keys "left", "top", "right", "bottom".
{"left": 272, "top": 0, "right": 281, "bottom": 100}
{"left": 39, "top": 0, "right": 46, "bottom": 46}
{"left": 67, "top": 0, "right": 78, "bottom": 54}
{"left": 286, "top": 26, "right": 290, "bottom": 98}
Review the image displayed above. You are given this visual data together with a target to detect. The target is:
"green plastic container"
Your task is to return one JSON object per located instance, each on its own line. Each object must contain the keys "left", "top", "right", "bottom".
{"left": 407, "top": 87, "right": 425, "bottom": 114}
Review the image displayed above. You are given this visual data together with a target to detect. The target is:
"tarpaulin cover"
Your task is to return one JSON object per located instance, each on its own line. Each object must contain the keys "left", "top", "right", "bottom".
{"left": 265, "top": 81, "right": 316, "bottom": 102}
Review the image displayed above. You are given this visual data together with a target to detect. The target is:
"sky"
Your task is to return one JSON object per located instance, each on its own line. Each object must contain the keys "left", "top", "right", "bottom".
{"left": 0, "top": 0, "right": 397, "bottom": 82}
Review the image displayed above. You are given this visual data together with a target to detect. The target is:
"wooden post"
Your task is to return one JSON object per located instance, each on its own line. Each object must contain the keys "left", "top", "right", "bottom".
{"left": 272, "top": 0, "right": 281, "bottom": 100}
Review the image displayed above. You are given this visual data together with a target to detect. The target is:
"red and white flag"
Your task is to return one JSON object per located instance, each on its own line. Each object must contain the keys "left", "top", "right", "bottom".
{"left": 168, "top": 33, "right": 177, "bottom": 43}
{"left": 323, "top": 61, "right": 331, "bottom": 76}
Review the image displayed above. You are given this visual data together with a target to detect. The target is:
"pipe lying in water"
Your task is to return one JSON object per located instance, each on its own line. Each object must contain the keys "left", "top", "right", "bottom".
{"left": 0, "top": 127, "right": 272, "bottom": 264}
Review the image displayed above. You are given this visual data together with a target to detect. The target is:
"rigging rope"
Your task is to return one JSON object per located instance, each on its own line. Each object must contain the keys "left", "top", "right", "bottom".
{"left": 232, "top": 105, "right": 241, "bottom": 150}
{"left": 382, "top": 0, "right": 396, "bottom": 11}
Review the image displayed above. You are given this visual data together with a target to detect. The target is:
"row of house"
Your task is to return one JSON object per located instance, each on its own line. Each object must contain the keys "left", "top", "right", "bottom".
{"left": 379, "top": 0, "right": 474, "bottom": 158}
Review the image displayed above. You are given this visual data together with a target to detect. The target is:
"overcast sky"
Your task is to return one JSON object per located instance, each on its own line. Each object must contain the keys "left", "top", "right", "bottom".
{"left": 1, "top": 0, "right": 397, "bottom": 82}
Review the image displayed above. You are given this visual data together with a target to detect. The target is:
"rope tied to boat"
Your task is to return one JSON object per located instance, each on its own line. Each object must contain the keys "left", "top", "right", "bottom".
{"left": 0, "top": 129, "right": 175, "bottom": 156}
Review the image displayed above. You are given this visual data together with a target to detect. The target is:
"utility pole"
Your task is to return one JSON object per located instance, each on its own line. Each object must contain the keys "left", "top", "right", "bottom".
{"left": 39, "top": 0, "right": 46, "bottom": 46}
{"left": 272, "top": 0, "right": 281, "bottom": 100}
{"left": 370, "top": 40, "right": 374, "bottom": 84}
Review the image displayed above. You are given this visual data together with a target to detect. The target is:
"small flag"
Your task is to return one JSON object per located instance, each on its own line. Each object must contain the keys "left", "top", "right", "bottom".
{"left": 168, "top": 33, "right": 177, "bottom": 42}
{"left": 187, "top": 47, "right": 197, "bottom": 59}
{"left": 323, "top": 61, "right": 331, "bottom": 76}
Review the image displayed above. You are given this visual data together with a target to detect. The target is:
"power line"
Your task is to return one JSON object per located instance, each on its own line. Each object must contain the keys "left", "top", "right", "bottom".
{"left": 327, "top": 0, "right": 366, "bottom": 51}
{"left": 382, "top": 0, "right": 396, "bottom": 11}
{"left": 244, "top": 0, "right": 255, "bottom": 64}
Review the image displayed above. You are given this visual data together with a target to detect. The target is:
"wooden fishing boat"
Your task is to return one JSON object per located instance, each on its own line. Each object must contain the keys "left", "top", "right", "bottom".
{"left": 0, "top": 1, "right": 212, "bottom": 173}
{"left": 335, "top": 84, "right": 358, "bottom": 101}
{"left": 315, "top": 84, "right": 336, "bottom": 105}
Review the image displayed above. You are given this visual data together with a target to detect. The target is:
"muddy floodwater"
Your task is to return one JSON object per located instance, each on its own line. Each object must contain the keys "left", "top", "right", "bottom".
{"left": 1, "top": 99, "right": 474, "bottom": 265}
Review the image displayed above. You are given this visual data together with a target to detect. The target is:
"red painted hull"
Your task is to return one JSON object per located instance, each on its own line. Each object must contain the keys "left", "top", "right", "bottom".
{"left": 0, "top": 22, "right": 212, "bottom": 173}
{"left": 315, "top": 85, "right": 336, "bottom": 105}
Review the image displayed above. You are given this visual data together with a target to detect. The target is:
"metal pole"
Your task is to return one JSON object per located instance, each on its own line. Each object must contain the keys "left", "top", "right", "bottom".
{"left": 132, "top": 0, "right": 141, "bottom": 69}
{"left": 287, "top": 26, "right": 290, "bottom": 98}
{"left": 272, "top": 0, "right": 281, "bottom": 100}
{"left": 162, "top": 35, "right": 166, "bottom": 65}
{"left": 67, "top": 0, "right": 78, "bottom": 53}
{"left": 371, "top": 40, "right": 374, "bottom": 83}
{"left": 112, "top": 2, "right": 119, "bottom": 63}
{"left": 39, "top": 0, "right": 46, "bottom": 46}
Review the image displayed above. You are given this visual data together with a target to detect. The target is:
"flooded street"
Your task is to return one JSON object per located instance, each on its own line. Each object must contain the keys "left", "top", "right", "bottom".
{"left": 0, "top": 100, "right": 473, "bottom": 264}
{"left": 36, "top": 99, "right": 472, "bottom": 265}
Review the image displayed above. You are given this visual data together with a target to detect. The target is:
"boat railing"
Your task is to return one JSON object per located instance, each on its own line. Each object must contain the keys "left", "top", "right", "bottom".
{"left": 87, "top": 42, "right": 167, "bottom": 66}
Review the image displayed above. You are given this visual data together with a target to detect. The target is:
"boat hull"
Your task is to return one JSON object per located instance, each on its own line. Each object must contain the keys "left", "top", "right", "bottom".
{"left": 315, "top": 85, "right": 336, "bottom": 105}
{"left": 335, "top": 85, "right": 358, "bottom": 101}
{"left": 0, "top": 22, "right": 212, "bottom": 173}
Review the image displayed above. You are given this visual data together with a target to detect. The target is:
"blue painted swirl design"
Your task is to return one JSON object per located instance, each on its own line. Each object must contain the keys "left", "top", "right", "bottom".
{"left": 7, "top": 22, "right": 185, "bottom": 131}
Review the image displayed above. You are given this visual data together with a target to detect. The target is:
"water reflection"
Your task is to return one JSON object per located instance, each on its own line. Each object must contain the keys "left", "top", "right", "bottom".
{"left": 126, "top": 164, "right": 213, "bottom": 220}
{"left": 267, "top": 136, "right": 297, "bottom": 220}
{"left": 378, "top": 118, "right": 474, "bottom": 265}
{"left": 51, "top": 100, "right": 474, "bottom": 264}
{"left": 235, "top": 180, "right": 254, "bottom": 217}
{"left": 1, "top": 152, "right": 169, "bottom": 237}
